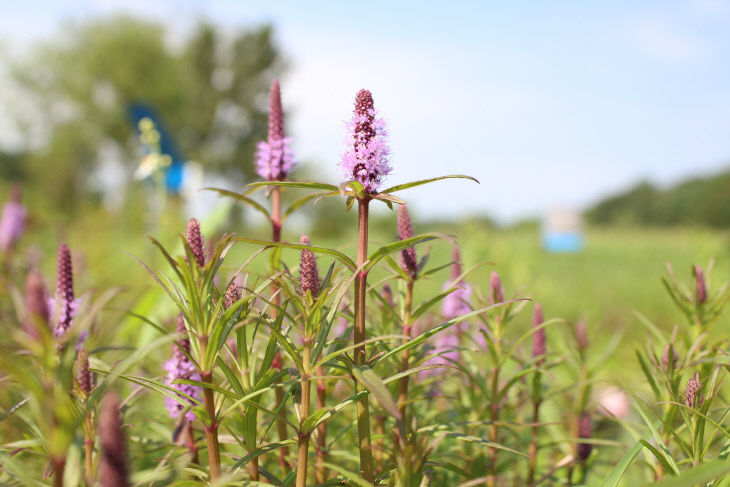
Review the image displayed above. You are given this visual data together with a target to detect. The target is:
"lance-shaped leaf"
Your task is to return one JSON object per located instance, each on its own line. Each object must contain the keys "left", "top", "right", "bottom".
{"left": 380, "top": 174, "right": 479, "bottom": 194}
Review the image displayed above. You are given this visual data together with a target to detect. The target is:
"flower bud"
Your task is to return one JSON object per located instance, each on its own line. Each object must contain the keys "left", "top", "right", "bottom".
{"left": 255, "top": 79, "right": 295, "bottom": 181}
{"left": 299, "top": 234, "right": 320, "bottom": 297}
{"left": 693, "top": 265, "right": 707, "bottom": 305}
{"left": 51, "top": 243, "right": 80, "bottom": 337}
{"left": 24, "top": 269, "right": 49, "bottom": 337}
{"left": 685, "top": 374, "right": 703, "bottom": 409}
{"left": 76, "top": 349, "right": 93, "bottom": 396}
{"left": 531, "top": 303, "right": 546, "bottom": 365}
{"left": 575, "top": 320, "right": 588, "bottom": 350}
{"left": 185, "top": 218, "right": 205, "bottom": 268}
{"left": 488, "top": 271, "right": 504, "bottom": 305}
{"left": 397, "top": 205, "right": 418, "bottom": 279}
{"left": 98, "top": 392, "right": 129, "bottom": 487}
{"left": 576, "top": 413, "right": 593, "bottom": 462}
{"left": 224, "top": 279, "right": 242, "bottom": 310}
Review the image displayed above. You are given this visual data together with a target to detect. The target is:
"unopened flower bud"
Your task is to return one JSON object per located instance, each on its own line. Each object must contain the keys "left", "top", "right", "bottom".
{"left": 76, "top": 349, "right": 93, "bottom": 395}
{"left": 685, "top": 374, "right": 703, "bottom": 409}
{"left": 397, "top": 205, "right": 418, "bottom": 279}
{"left": 381, "top": 284, "right": 394, "bottom": 308}
{"left": 185, "top": 218, "right": 205, "bottom": 268}
{"left": 532, "top": 303, "right": 546, "bottom": 364}
{"left": 661, "top": 343, "right": 677, "bottom": 372}
{"left": 98, "top": 392, "right": 129, "bottom": 487}
{"left": 489, "top": 271, "right": 504, "bottom": 305}
{"left": 299, "top": 235, "right": 320, "bottom": 297}
{"left": 576, "top": 413, "right": 593, "bottom": 462}
{"left": 693, "top": 265, "right": 707, "bottom": 305}
{"left": 224, "top": 279, "right": 242, "bottom": 310}
{"left": 575, "top": 321, "right": 588, "bottom": 350}
{"left": 24, "top": 269, "right": 49, "bottom": 337}
{"left": 51, "top": 243, "right": 80, "bottom": 337}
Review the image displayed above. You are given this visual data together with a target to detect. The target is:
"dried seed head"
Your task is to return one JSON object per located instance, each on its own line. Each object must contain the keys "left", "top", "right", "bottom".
{"left": 576, "top": 413, "right": 593, "bottom": 462}
{"left": 0, "top": 183, "right": 27, "bottom": 253}
{"left": 685, "top": 374, "right": 703, "bottom": 409}
{"left": 98, "top": 392, "right": 129, "bottom": 487}
{"left": 52, "top": 243, "right": 78, "bottom": 337}
{"left": 341, "top": 89, "right": 391, "bottom": 194}
{"left": 532, "top": 303, "right": 546, "bottom": 364}
{"left": 575, "top": 320, "right": 588, "bottom": 350}
{"left": 24, "top": 269, "right": 49, "bottom": 337}
{"left": 488, "top": 271, "right": 504, "bottom": 305}
{"left": 224, "top": 279, "right": 242, "bottom": 310}
{"left": 299, "top": 234, "right": 320, "bottom": 297}
{"left": 661, "top": 343, "right": 677, "bottom": 372}
{"left": 694, "top": 265, "right": 707, "bottom": 305}
{"left": 255, "top": 79, "right": 296, "bottom": 180}
{"left": 185, "top": 218, "right": 205, "bottom": 268}
{"left": 76, "top": 349, "right": 93, "bottom": 395}
{"left": 397, "top": 205, "right": 418, "bottom": 278}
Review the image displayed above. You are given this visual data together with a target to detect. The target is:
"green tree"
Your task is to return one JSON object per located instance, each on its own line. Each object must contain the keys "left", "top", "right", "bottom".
{"left": 10, "top": 16, "right": 283, "bottom": 212}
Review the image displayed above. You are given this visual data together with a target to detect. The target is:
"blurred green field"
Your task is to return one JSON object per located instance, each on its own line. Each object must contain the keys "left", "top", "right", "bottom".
{"left": 37, "top": 203, "right": 730, "bottom": 375}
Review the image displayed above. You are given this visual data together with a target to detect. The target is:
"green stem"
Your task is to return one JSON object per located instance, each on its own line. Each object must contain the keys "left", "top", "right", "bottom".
{"left": 296, "top": 344, "right": 312, "bottom": 487}
{"left": 527, "top": 400, "right": 541, "bottom": 484}
{"left": 488, "top": 320, "right": 502, "bottom": 487}
{"left": 354, "top": 197, "right": 375, "bottom": 482}
{"left": 270, "top": 186, "right": 291, "bottom": 468}
{"left": 201, "top": 370, "right": 221, "bottom": 481}
{"left": 315, "top": 366, "right": 327, "bottom": 484}
{"left": 397, "top": 278, "right": 414, "bottom": 423}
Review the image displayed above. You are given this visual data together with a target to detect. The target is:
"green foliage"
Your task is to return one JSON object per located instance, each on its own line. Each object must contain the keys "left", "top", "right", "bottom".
{"left": 586, "top": 169, "right": 730, "bottom": 227}
{"left": 9, "top": 15, "right": 282, "bottom": 213}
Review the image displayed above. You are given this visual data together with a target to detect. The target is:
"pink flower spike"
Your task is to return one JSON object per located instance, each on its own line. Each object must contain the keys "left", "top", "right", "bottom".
{"left": 299, "top": 234, "right": 320, "bottom": 297}
{"left": 186, "top": 218, "right": 205, "bottom": 268}
{"left": 532, "top": 303, "right": 546, "bottom": 364}
{"left": 51, "top": 243, "right": 80, "bottom": 338}
{"left": 0, "top": 184, "right": 26, "bottom": 253}
{"left": 489, "top": 271, "right": 504, "bottom": 305}
{"left": 255, "top": 79, "right": 295, "bottom": 181}
{"left": 164, "top": 313, "right": 201, "bottom": 423}
{"left": 341, "top": 89, "right": 391, "bottom": 194}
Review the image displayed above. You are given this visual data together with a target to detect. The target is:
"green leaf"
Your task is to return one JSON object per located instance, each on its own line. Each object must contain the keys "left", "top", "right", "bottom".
{"left": 600, "top": 430, "right": 653, "bottom": 487}
{"left": 639, "top": 439, "right": 679, "bottom": 476}
{"left": 380, "top": 174, "right": 479, "bottom": 194}
{"left": 282, "top": 191, "right": 331, "bottom": 221}
{"left": 375, "top": 300, "right": 524, "bottom": 364}
{"left": 204, "top": 187, "right": 271, "bottom": 221}
{"left": 234, "top": 237, "right": 357, "bottom": 270}
{"left": 642, "top": 459, "right": 730, "bottom": 487}
{"left": 365, "top": 233, "right": 447, "bottom": 273}
{"left": 351, "top": 366, "right": 401, "bottom": 421}
{"left": 246, "top": 180, "right": 339, "bottom": 192}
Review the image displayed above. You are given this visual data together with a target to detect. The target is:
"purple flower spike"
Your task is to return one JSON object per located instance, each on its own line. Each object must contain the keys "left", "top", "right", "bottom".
{"left": 299, "top": 234, "right": 320, "bottom": 297}
{"left": 0, "top": 184, "right": 27, "bottom": 253}
{"left": 186, "top": 218, "right": 205, "bottom": 268}
{"left": 489, "top": 271, "right": 504, "bottom": 305}
{"left": 224, "top": 279, "right": 242, "bottom": 310}
{"left": 51, "top": 244, "right": 81, "bottom": 337}
{"left": 341, "top": 89, "right": 391, "bottom": 194}
{"left": 419, "top": 332, "right": 460, "bottom": 379}
{"left": 381, "top": 284, "right": 394, "bottom": 308}
{"left": 255, "top": 79, "right": 295, "bottom": 181}
{"left": 24, "top": 269, "right": 49, "bottom": 337}
{"left": 532, "top": 303, "right": 546, "bottom": 365}
{"left": 577, "top": 413, "right": 593, "bottom": 462}
{"left": 397, "top": 205, "right": 418, "bottom": 278}
{"left": 685, "top": 374, "right": 703, "bottom": 409}
{"left": 575, "top": 320, "right": 588, "bottom": 350}
{"left": 442, "top": 246, "right": 472, "bottom": 321}
{"left": 98, "top": 392, "right": 129, "bottom": 487}
{"left": 164, "top": 313, "right": 201, "bottom": 423}
{"left": 694, "top": 265, "right": 707, "bottom": 305}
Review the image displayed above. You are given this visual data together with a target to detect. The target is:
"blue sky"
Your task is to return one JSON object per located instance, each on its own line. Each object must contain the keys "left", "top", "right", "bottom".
{"left": 2, "top": 0, "right": 730, "bottom": 221}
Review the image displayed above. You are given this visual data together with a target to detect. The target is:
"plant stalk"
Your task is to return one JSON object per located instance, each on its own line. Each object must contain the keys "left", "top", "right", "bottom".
{"left": 201, "top": 370, "right": 221, "bottom": 482}
{"left": 52, "top": 457, "right": 65, "bottom": 487}
{"left": 296, "top": 345, "right": 312, "bottom": 487}
{"left": 527, "top": 400, "right": 541, "bottom": 484}
{"left": 353, "top": 197, "right": 375, "bottom": 482}
{"left": 488, "top": 320, "right": 502, "bottom": 487}
{"left": 397, "top": 278, "right": 415, "bottom": 423}
{"left": 315, "top": 366, "right": 327, "bottom": 483}
{"left": 84, "top": 413, "right": 94, "bottom": 484}
{"left": 270, "top": 186, "right": 290, "bottom": 468}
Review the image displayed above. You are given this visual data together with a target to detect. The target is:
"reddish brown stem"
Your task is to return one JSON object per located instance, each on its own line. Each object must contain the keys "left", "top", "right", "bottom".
{"left": 201, "top": 371, "right": 221, "bottom": 481}
{"left": 315, "top": 367, "right": 327, "bottom": 483}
